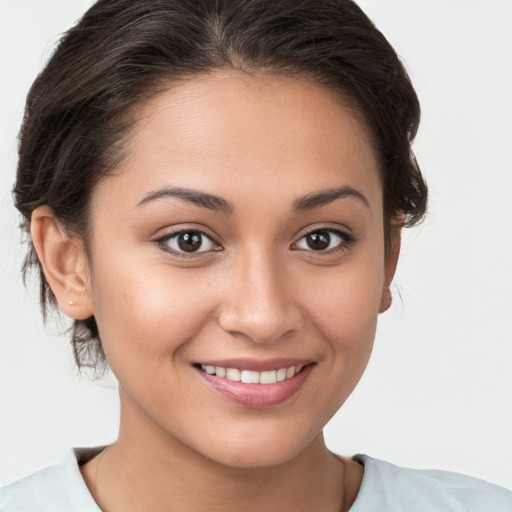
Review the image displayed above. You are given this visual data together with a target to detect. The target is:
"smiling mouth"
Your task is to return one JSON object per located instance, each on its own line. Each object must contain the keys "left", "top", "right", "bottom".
{"left": 198, "top": 364, "right": 303, "bottom": 384}
{"left": 193, "top": 359, "right": 314, "bottom": 408}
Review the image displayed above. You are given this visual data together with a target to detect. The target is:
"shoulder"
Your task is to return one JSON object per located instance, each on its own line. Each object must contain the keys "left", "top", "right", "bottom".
{"left": 350, "top": 454, "right": 512, "bottom": 512}
{"left": 0, "top": 448, "right": 102, "bottom": 512}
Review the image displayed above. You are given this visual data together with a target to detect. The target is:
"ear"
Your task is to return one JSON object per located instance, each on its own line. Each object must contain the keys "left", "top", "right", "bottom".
{"left": 31, "top": 205, "right": 93, "bottom": 320}
{"left": 379, "top": 217, "right": 403, "bottom": 313}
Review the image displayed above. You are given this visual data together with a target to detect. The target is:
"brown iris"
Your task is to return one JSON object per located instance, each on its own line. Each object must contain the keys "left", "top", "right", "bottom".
{"left": 177, "top": 231, "right": 202, "bottom": 252}
{"left": 305, "top": 231, "right": 331, "bottom": 250}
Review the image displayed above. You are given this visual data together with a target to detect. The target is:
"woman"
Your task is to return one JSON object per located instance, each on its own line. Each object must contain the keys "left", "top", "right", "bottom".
{"left": 1, "top": 0, "right": 511, "bottom": 510}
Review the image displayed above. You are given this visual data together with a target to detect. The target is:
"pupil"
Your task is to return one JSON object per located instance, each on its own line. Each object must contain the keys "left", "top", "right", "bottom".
{"left": 307, "top": 231, "right": 330, "bottom": 250}
{"left": 178, "top": 231, "right": 202, "bottom": 252}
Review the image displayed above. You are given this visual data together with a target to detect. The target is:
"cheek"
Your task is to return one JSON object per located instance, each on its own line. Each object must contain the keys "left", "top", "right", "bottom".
{"left": 310, "top": 252, "right": 384, "bottom": 337}
{"left": 301, "top": 245, "right": 385, "bottom": 388}
{"left": 319, "top": 285, "right": 380, "bottom": 382}
{"left": 89, "top": 254, "right": 217, "bottom": 366}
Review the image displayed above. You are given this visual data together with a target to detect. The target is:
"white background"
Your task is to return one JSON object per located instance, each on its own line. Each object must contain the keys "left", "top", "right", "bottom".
{"left": 1, "top": 0, "right": 511, "bottom": 490}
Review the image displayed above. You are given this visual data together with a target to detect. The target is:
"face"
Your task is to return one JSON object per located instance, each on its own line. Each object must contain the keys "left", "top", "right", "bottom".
{"left": 82, "top": 72, "right": 395, "bottom": 468}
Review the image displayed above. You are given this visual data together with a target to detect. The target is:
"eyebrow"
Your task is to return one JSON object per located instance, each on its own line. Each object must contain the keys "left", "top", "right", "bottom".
{"left": 292, "top": 186, "right": 370, "bottom": 212}
{"left": 137, "top": 184, "right": 369, "bottom": 214}
{"left": 137, "top": 187, "right": 234, "bottom": 214}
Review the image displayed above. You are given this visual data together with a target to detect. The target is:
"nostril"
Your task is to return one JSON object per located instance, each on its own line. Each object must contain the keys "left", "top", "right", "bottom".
{"left": 217, "top": 265, "right": 304, "bottom": 343}
{"left": 218, "top": 307, "right": 302, "bottom": 344}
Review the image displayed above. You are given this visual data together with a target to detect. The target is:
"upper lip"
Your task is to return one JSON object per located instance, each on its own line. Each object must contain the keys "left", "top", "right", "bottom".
{"left": 195, "top": 358, "right": 314, "bottom": 372}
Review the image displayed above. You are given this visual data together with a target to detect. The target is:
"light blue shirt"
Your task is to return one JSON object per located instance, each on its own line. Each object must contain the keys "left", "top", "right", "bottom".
{"left": 1, "top": 448, "right": 511, "bottom": 511}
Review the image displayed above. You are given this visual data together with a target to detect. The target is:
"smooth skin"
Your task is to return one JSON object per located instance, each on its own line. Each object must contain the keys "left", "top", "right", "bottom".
{"left": 31, "top": 71, "right": 400, "bottom": 511}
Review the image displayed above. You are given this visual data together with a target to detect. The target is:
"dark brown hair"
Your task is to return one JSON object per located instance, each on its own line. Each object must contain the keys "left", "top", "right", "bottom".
{"left": 14, "top": 0, "right": 427, "bottom": 371}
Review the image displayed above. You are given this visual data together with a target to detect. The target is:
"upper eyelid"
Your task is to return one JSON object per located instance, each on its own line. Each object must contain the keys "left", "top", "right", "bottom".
{"left": 155, "top": 226, "right": 220, "bottom": 244}
{"left": 294, "top": 225, "right": 354, "bottom": 241}
{"left": 292, "top": 227, "right": 356, "bottom": 252}
{"left": 153, "top": 224, "right": 354, "bottom": 250}
{"left": 154, "top": 228, "right": 223, "bottom": 257}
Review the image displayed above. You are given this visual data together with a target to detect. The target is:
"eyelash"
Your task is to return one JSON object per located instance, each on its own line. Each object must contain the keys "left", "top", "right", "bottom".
{"left": 292, "top": 228, "right": 356, "bottom": 255}
{"left": 154, "top": 227, "right": 355, "bottom": 257}
{"left": 155, "top": 228, "right": 221, "bottom": 258}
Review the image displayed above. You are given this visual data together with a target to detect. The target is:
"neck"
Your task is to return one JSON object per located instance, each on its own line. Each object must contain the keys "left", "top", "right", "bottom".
{"left": 82, "top": 393, "right": 350, "bottom": 512}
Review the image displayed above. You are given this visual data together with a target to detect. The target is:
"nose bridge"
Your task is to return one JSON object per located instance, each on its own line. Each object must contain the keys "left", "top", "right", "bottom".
{"left": 219, "top": 244, "right": 301, "bottom": 343}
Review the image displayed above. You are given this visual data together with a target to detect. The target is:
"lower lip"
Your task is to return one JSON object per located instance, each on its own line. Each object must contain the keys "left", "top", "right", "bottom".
{"left": 196, "top": 364, "right": 314, "bottom": 409}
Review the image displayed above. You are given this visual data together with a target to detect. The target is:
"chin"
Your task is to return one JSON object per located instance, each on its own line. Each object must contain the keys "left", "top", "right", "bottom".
{"left": 193, "top": 426, "right": 321, "bottom": 470}
{"left": 208, "top": 445, "right": 304, "bottom": 469}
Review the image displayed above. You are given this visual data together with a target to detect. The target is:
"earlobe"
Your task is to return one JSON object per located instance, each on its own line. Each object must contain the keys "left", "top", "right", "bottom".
{"left": 379, "top": 287, "right": 393, "bottom": 313}
{"left": 379, "top": 217, "right": 403, "bottom": 314}
{"left": 30, "top": 206, "right": 93, "bottom": 320}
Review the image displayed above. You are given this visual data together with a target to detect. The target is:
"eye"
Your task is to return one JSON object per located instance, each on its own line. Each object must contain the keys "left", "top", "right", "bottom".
{"left": 294, "top": 229, "right": 352, "bottom": 252}
{"left": 159, "top": 230, "right": 218, "bottom": 255}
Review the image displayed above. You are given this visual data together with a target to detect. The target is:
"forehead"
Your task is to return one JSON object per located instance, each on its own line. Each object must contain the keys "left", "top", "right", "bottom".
{"left": 96, "top": 71, "right": 382, "bottom": 211}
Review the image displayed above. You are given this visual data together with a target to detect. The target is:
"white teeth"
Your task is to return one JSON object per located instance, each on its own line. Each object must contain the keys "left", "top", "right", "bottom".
{"left": 260, "top": 370, "right": 277, "bottom": 384}
{"left": 201, "top": 364, "right": 303, "bottom": 384}
{"left": 241, "top": 370, "right": 260, "bottom": 384}
{"left": 226, "top": 368, "right": 241, "bottom": 381}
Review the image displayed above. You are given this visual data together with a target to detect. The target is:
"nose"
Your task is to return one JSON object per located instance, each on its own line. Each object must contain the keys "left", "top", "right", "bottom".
{"left": 218, "top": 249, "right": 303, "bottom": 344}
